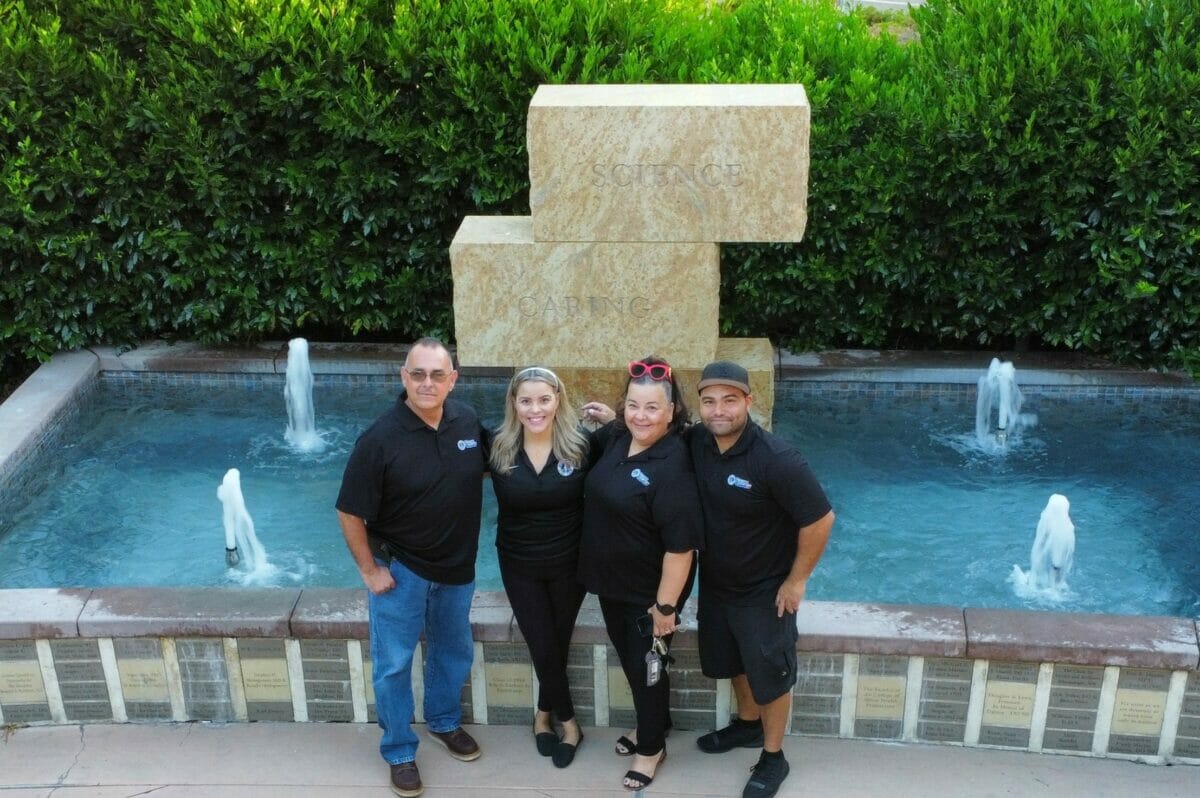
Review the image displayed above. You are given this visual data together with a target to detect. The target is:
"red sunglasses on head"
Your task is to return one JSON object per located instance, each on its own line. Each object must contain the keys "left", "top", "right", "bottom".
{"left": 628, "top": 360, "right": 672, "bottom": 381}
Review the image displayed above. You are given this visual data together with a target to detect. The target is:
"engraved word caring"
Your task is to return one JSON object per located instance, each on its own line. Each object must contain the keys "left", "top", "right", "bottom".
{"left": 518, "top": 295, "right": 651, "bottom": 319}
{"left": 590, "top": 162, "right": 744, "bottom": 188}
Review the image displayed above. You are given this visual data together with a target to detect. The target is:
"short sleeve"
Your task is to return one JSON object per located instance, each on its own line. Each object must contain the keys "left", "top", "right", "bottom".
{"left": 649, "top": 458, "right": 705, "bottom": 553}
{"left": 335, "top": 432, "right": 383, "bottom": 523}
{"left": 764, "top": 447, "right": 831, "bottom": 530}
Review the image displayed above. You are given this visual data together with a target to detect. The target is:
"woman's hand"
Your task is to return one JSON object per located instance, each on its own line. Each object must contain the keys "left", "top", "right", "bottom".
{"left": 581, "top": 401, "right": 616, "bottom": 425}
{"left": 648, "top": 604, "right": 676, "bottom": 637}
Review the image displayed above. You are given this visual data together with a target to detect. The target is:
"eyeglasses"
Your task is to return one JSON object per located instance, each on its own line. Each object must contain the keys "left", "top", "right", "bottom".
{"left": 628, "top": 361, "right": 672, "bottom": 381}
{"left": 404, "top": 368, "right": 451, "bottom": 384}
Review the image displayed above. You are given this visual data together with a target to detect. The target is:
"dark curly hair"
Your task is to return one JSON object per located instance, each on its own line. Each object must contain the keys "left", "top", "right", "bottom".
{"left": 613, "top": 354, "right": 690, "bottom": 436}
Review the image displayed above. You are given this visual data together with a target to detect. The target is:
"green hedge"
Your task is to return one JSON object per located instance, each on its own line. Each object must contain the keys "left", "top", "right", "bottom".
{"left": 1, "top": 0, "right": 1197, "bottom": 379}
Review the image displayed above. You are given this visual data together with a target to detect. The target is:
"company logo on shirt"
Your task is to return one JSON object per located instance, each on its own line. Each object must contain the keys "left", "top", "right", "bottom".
{"left": 726, "top": 474, "right": 752, "bottom": 490}
{"left": 557, "top": 461, "right": 575, "bottom": 477}
{"left": 457, "top": 439, "right": 479, "bottom": 451}
{"left": 630, "top": 468, "right": 651, "bottom": 487}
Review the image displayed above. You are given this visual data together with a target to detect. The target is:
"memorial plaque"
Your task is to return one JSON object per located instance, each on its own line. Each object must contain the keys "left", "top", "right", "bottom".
{"left": 1182, "top": 693, "right": 1200, "bottom": 717}
{"left": 1052, "top": 665, "right": 1104, "bottom": 690}
{"left": 118, "top": 657, "right": 170, "bottom": 701}
{"left": 919, "top": 701, "right": 968, "bottom": 723}
{"left": 917, "top": 721, "right": 965, "bottom": 742}
{"left": 982, "top": 680, "right": 1036, "bottom": 727}
{"left": 0, "top": 640, "right": 38, "bottom": 660}
{"left": 1049, "top": 687, "right": 1102, "bottom": 711}
{"left": 1117, "top": 669, "right": 1170, "bottom": 692}
{"left": 241, "top": 657, "right": 291, "bottom": 702}
{"left": 50, "top": 639, "right": 99, "bottom": 660}
{"left": 177, "top": 639, "right": 232, "bottom": 721}
{"left": 59, "top": 681, "right": 110, "bottom": 702}
{"left": 63, "top": 701, "right": 111, "bottom": 721}
{"left": 988, "top": 662, "right": 1038, "bottom": 683}
{"left": 856, "top": 675, "right": 906, "bottom": 720}
{"left": 796, "top": 654, "right": 843, "bottom": 675}
{"left": 300, "top": 640, "right": 347, "bottom": 660}
{"left": 1044, "top": 708, "right": 1096, "bottom": 731}
{"left": 924, "top": 658, "right": 973, "bottom": 681}
{"left": 1110, "top": 688, "right": 1166, "bottom": 736}
{"left": 0, "top": 659, "right": 46, "bottom": 704}
{"left": 1173, "top": 736, "right": 1200, "bottom": 759}
{"left": 794, "top": 715, "right": 839, "bottom": 736}
{"left": 1108, "top": 734, "right": 1158, "bottom": 756}
{"left": 921, "top": 680, "right": 971, "bottom": 703}
{"left": 307, "top": 681, "right": 351, "bottom": 702}
{"left": 795, "top": 695, "right": 840, "bottom": 715}
{"left": 485, "top": 662, "right": 533, "bottom": 707}
{"left": 528, "top": 84, "right": 810, "bottom": 243}
{"left": 608, "top": 666, "right": 634, "bottom": 710}
{"left": 978, "top": 725, "right": 1030, "bottom": 748}
{"left": 55, "top": 660, "right": 104, "bottom": 682}
{"left": 858, "top": 655, "right": 908, "bottom": 677}
{"left": 1174, "top": 715, "right": 1200, "bottom": 738}
{"left": 126, "top": 701, "right": 172, "bottom": 721}
{"left": 246, "top": 701, "right": 295, "bottom": 722}
{"left": 114, "top": 639, "right": 162, "bottom": 659}
{"left": 307, "top": 700, "right": 353, "bottom": 722}
{"left": 1042, "top": 729, "right": 1092, "bottom": 752}
{"left": 855, "top": 718, "right": 902, "bottom": 739}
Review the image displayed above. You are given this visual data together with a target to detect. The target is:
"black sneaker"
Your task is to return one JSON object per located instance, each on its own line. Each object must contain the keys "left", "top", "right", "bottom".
{"left": 743, "top": 751, "right": 790, "bottom": 798}
{"left": 696, "top": 719, "right": 764, "bottom": 753}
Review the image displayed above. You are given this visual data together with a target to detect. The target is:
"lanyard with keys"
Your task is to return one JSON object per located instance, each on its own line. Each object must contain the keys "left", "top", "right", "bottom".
{"left": 645, "top": 635, "right": 671, "bottom": 686}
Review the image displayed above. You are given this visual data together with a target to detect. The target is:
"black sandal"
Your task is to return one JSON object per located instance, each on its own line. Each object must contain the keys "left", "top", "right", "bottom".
{"left": 623, "top": 746, "right": 666, "bottom": 791}
{"left": 614, "top": 734, "right": 636, "bottom": 756}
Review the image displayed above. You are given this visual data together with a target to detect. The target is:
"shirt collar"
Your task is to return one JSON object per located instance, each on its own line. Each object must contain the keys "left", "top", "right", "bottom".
{"left": 394, "top": 390, "right": 459, "bottom": 432}
{"left": 708, "top": 419, "right": 761, "bottom": 458}
{"left": 619, "top": 429, "right": 678, "bottom": 461}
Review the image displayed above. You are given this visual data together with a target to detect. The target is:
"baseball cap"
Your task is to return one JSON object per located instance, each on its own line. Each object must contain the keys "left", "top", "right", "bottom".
{"left": 697, "top": 361, "right": 750, "bottom": 394}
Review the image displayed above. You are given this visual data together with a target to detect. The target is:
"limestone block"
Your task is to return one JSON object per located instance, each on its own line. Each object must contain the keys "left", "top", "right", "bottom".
{"left": 528, "top": 84, "right": 809, "bottom": 242}
{"left": 450, "top": 216, "right": 718, "bottom": 370}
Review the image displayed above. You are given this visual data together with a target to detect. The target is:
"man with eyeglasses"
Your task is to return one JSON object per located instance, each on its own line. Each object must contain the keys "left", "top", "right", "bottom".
{"left": 335, "top": 337, "right": 488, "bottom": 798}
{"left": 690, "top": 361, "right": 834, "bottom": 798}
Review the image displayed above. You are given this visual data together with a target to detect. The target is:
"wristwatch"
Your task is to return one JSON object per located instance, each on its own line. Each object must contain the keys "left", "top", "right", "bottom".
{"left": 655, "top": 601, "right": 676, "bottom": 617}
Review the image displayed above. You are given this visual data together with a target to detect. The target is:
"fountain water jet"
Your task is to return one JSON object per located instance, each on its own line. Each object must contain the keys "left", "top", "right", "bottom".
{"left": 1011, "top": 493, "right": 1076, "bottom": 594}
{"left": 217, "top": 467, "right": 268, "bottom": 574}
{"left": 975, "top": 358, "right": 1036, "bottom": 449}
{"left": 284, "top": 337, "right": 325, "bottom": 453}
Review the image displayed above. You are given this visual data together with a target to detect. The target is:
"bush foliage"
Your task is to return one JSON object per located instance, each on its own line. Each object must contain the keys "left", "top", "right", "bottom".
{"left": 1, "top": 0, "right": 1197, "bottom": 378}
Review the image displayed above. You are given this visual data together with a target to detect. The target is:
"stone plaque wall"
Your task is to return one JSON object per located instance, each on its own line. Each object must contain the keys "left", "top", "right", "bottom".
{"left": 1108, "top": 668, "right": 1170, "bottom": 756}
{"left": 483, "top": 643, "right": 534, "bottom": 725}
{"left": 1043, "top": 664, "right": 1103, "bottom": 752}
{"left": 301, "top": 639, "right": 353, "bottom": 722}
{"left": 114, "top": 639, "right": 171, "bottom": 721}
{"left": 1176, "top": 671, "right": 1200, "bottom": 760}
{"left": 239, "top": 638, "right": 293, "bottom": 721}
{"left": 793, "top": 654, "right": 843, "bottom": 736}
{"left": 979, "top": 662, "right": 1038, "bottom": 748}
{"left": 855, "top": 655, "right": 907, "bottom": 739}
{"left": 50, "top": 638, "right": 111, "bottom": 721}
{"left": 177, "top": 638, "right": 232, "bottom": 721}
{"left": 917, "top": 657, "right": 972, "bottom": 743}
{"left": 0, "top": 640, "right": 50, "bottom": 722}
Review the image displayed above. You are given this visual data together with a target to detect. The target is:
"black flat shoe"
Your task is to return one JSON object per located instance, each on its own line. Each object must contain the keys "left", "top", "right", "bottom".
{"left": 552, "top": 732, "right": 583, "bottom": 768}
{"left": 535, "top": 730, "right": 559, "bottom": 757}
{"left": 614, "top": 734, "right": 636, "bottom": 756}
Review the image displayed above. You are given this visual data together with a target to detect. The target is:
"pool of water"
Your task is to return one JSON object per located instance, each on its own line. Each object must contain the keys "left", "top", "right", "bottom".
{"left": 1, "top": 378, "right": 1197, "bottom": 617}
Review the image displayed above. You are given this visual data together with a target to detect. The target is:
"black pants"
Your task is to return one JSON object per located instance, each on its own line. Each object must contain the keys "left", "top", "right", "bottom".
{"left": 599, "top": 597, "right": 673, "bottom": 756}
{"left": 501, "top": 565, "right": 586, "bottom": 721}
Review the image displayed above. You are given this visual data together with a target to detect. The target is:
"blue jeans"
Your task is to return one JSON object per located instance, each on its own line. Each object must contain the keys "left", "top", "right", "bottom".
{"left": 369, "top": 557, "right": 475, "bottom": 765}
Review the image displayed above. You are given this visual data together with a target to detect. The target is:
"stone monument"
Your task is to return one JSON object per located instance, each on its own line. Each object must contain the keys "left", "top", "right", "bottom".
{"left": 450, "top": 83, "right": 812, "bottom": 424}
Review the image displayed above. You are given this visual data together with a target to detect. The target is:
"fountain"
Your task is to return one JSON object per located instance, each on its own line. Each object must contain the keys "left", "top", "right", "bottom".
{"left": 284, "top": 337, "right": 324, "bottom": 453}
{"left": 975, "top": 357, "right": 1036, "bottom": 449}
{"left": 216, "top": 467, "right": 268, "bottom": 575}
{"left": 1010, "top": 493, "right": 1076, "bottom": 595}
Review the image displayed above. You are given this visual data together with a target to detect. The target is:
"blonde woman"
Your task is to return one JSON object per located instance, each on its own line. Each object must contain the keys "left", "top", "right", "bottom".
{"left": 489, "top": 366, "right": 591, "bottom": 768}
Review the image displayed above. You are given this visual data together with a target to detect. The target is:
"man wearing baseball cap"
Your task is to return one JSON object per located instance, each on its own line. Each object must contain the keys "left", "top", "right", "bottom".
{"left": 690, "top": 361, "right": 834, "bottom": 798}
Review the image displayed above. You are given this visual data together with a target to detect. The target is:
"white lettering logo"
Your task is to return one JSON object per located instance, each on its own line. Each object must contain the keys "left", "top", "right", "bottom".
{"left": 557, "top": 461, "right": 575, "bottom": 477}
{"left": 630, "top": 468, "right": 651, "bottom": 487}
{"left": 457, "top": 439, "right": 479, "bottom": 451}
{"left": 727, "top": 474, "right": 752, "bottom": 490}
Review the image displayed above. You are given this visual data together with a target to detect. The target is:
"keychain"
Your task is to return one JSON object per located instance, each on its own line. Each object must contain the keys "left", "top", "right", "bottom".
{"left": 645, "top": 636, "right": 670, "bottom": 686}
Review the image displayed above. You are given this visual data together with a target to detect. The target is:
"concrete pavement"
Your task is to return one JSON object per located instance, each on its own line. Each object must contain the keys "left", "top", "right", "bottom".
{"left": 1, "top": 722, "right": 1197, "bottom": 797}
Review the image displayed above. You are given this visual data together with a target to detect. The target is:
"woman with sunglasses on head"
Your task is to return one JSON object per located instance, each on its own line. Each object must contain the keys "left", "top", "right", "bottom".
{"left": 578, "top": 356, "right": 703, "bottom": 791}
{"left": 489, "top": 367, "right": 591, "bottom": 768}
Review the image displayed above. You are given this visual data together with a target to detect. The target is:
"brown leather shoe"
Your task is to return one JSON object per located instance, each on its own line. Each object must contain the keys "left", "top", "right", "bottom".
{"left": 389, "top": 761, "right": 423, "bottom": 797}
{"left": 427, "top": 726, "right": 481, "bottom": 761}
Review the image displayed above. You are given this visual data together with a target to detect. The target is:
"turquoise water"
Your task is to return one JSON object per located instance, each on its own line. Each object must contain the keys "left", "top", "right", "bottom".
{"left": 0, "top": 379, "right": 1197, "bottom": 617}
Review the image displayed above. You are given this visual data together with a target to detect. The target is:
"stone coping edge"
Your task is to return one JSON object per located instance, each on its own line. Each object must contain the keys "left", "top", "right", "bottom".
{"left": 84, "top": 342, "right": 1198, "bottom": 387}
{"left": 3, "top": 588, "right": 1196, "bottom": 670}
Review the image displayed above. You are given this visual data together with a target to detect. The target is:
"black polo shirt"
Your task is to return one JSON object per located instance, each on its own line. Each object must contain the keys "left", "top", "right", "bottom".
{"left": 335, "top": 392, "right": 487, "bottom": 585}
{"left": 579, "top": 429, "right": 703, "bottom": 606}
{"left": 490, "top": 440, "right": 590, "bottom": 579}
{"left": 690, "top": 421, "right": 831, "bottom": 605}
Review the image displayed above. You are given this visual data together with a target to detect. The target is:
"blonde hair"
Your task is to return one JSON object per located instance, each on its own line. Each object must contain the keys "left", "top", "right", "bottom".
{"left": 489, "top": 367, "right": 589, "bottom": 474}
